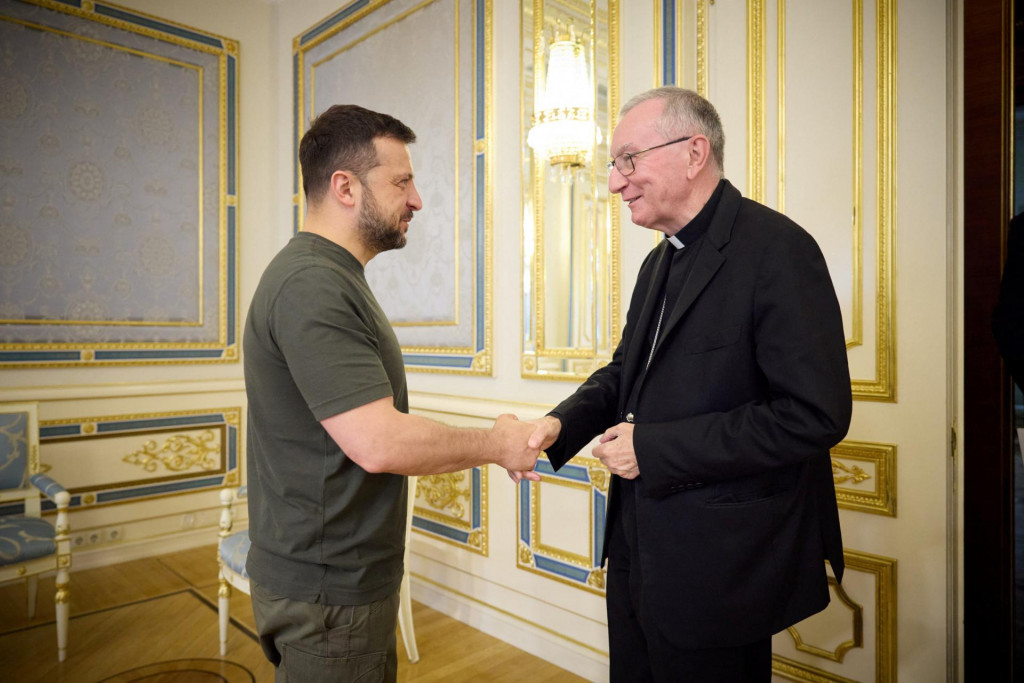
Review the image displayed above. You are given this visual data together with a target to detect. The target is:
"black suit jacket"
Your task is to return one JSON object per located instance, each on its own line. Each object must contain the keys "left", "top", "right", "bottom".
{"left": 993, "top": 213, "right": 1024, "bottom": 391}
{"left": 546, "top": 180, "right": 851, "bottom": 649}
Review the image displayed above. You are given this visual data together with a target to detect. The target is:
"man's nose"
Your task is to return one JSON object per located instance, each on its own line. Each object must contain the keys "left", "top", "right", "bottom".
{"left": 608, "top": 166, "right": 627, "bottom": 195}
{"left": 409, "top": 183, "right": 423, "bottom": 211}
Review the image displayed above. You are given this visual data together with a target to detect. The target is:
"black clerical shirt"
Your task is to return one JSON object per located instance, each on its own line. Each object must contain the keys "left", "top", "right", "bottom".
{"left": 614, "top": 179, "right": 726, "bottom": 589}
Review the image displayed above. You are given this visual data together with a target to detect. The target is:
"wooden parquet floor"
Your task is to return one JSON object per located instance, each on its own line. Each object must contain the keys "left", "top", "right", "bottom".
{"left": 0, "top": 544, "right": 586, "bottom": 683}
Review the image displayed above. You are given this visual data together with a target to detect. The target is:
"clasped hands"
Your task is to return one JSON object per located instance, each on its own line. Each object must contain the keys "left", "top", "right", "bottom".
{"left": 496, "top": 415, "right": 639, "bottom": 483}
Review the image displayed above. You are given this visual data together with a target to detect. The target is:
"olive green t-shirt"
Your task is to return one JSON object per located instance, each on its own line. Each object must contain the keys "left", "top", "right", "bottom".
{"left": 243, "top": 232, "right": 408, "bottom": 605}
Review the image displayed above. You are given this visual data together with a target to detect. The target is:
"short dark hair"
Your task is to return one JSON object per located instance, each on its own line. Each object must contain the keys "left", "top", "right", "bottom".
{"left": 299, "top": 104, "right": 417, "bottom": 203}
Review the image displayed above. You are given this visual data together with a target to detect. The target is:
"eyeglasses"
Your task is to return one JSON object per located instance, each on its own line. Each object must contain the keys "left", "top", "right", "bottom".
{"left": 606, "top": 136, "right": 693, "bottom": 176}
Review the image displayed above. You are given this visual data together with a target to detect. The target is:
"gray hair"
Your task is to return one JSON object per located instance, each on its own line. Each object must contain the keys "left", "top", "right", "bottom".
{"left": 621, "top": 87, "right": 725, "bottom": 175}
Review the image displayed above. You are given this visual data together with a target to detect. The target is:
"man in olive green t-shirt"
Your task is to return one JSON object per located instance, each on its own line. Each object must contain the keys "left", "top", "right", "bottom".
{"left": 243, "top": 105, "right": 540, "bottom": 683}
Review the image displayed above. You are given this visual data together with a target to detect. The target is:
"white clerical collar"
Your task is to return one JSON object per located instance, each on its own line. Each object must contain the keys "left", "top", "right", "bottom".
{"left": 666, "top": 234, "right": 685, "bottom": 249}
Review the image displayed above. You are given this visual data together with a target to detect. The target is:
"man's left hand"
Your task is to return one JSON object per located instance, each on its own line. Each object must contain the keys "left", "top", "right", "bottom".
{"left": 594, "top": 422, "right": 639, "bottom": 479}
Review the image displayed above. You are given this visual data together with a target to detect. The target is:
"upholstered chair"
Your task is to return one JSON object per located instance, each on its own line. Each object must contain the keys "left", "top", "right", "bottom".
{"left": 217, "top": 478, "right": 419, "bottom": 663}
{"left": 0, "top": 402, "right": 72, "bottom": 662}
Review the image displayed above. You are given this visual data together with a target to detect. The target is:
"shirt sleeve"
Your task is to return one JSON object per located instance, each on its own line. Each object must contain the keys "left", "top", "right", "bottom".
{"left": 269, "top": 266, "right": 394, "bottom": 421}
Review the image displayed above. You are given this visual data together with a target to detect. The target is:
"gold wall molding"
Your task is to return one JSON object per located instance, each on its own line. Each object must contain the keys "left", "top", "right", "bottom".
{"left": 412, "top": 465, "right": 488, "bottom": 555}
{"left": 774, "top": 549, "right": 897, "bottom": 683}
{"left": 122, "top": 430, "right": 221, "bottom": 474}
{"left": 850, "top": 0, "right": 864, "bottom": 351}
{"left": 776, "top": 0, "right": 785, "bottom": 213}
{"left": 517, "top": 456, "right": 607, "bottom": 595}
{"left": 831, "top": 440, "right": 896, "bottom": 517}
{"left": 38, "top": 408, "right": 240, "bottom": 508}
{"left": 697, "top": 0, "right": 709, "bottom": 95}
{"left": 787, "top": 577, "right": 863, "bottom": 663}
{"left": 854, "top": 0, "right": 897, "bottom": 402}
{"left": 746, "top": 0, "right": 766, "bottom": 203}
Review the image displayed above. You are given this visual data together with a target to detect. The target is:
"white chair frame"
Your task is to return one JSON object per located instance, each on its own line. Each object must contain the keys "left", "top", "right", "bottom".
{"left": 217, "top": 477, "right": 419, "bottom": 663}
{"left": 0, "top": 402, "right": 72, "bottom": 662}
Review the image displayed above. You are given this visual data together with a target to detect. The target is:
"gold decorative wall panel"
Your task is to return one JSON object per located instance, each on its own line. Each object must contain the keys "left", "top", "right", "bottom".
{"left": 787, "top": 577, "right": 864, "bottom": 663}
{"left": 22, "top": 408, "right": 241, "bottom": 513}
{"left": 774, "top": 550, "right": 897, "bottom": 683}
{"left": 412, "top": 466, "right": 487, "bottom": 554}
{"left": 831, "top": 440, "right": 896, "bottom": 517}
{"left": 516, "top": 456, "right": 607, "bottom": 594}
{"left": 294, "top": 0, "right": 493, "bottom": 375}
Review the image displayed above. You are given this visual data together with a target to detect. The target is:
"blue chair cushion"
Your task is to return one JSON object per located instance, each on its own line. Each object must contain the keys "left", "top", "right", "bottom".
{"left": 0, "top": 516, "right": 56, "bottom": 565}
{"left": 0, "top": 411, "right": 30, "bottom": 490}
{"left": 219, "top": 530, "right": 250, "bottom": 579}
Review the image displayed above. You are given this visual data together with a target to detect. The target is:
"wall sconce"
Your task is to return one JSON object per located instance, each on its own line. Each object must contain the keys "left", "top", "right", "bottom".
{"left": 526, "top": 22, "right": 602, "bottom": 172}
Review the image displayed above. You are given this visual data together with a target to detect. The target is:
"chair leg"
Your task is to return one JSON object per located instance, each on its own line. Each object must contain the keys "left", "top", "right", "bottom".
{"left": 26, "top": 575, "right": 38, "bottom": 619}
{"left": 398, "top": 570, "right": 419, "bottom": 663}
{"left": 219, "top": 576, "right": 231, "bottom": 656}
{"left": 400, "top": 475, "right": 419, "bottom": 663}
{"left": 55, "top": 576, "right": 69, "bottom": 663}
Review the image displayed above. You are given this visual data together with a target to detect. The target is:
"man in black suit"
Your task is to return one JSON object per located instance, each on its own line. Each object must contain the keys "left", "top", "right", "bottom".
{"left": 512, "top": 87, "right": 852, "bottom": 681}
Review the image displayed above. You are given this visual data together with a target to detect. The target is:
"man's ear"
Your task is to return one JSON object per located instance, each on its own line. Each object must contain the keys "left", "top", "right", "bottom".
{"left": 686, "top": 136, "right": 711, "bottom": 180}
{"left": 329, "top": 170, "right": 359, "bottom": 208}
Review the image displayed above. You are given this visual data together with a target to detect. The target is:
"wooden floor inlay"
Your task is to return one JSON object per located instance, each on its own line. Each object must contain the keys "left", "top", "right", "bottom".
{"left": 97, "top": 658, "right": 255, "bottom": 682}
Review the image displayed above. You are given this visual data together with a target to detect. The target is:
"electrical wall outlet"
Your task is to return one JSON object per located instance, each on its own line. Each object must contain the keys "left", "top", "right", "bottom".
{"left": 68, "top": 526, "right": 125, "bottom": 549}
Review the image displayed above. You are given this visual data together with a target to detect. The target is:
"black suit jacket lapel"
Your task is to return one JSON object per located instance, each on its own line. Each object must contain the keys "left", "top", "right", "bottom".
{"left": 644, "top": 181, "right": 742, "bottom": 373}
{"left": 620, "top": 242, "right": 672, "bottom": 398}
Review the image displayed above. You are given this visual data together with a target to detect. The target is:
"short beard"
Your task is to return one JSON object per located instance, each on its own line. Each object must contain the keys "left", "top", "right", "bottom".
{"left": 357, "top": 183, "right": 407, "bottom": 254}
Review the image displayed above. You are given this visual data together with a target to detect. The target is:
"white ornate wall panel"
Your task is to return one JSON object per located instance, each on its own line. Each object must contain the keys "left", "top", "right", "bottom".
{"left": 657, "top": 0, "right": 895, "bottom": 402}
{"left": 34, "top": 407, "right": 240, "bottom": 510}
{"left": 294, "top": 0, "right": 493, "bottom": 374}
{"left": 517, "top": 454, "right": 608, "bottom": 594}
{"left": 0, "top": 0, "right": 239, "bottom": 366}
{"left": 648, "top": 2, "right": 953, "bottom": 682}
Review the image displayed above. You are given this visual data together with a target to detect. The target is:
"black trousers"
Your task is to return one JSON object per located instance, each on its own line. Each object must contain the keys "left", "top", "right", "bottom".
{"left": 606, "top": 508, "right": 772, "bottom": 682}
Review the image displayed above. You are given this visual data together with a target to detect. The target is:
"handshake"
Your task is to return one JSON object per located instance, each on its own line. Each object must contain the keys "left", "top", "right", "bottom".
{"left": 491, "top": 414, "right": 640, "bottom": 483}
{"left": 489, "top": 414, "right": 560, "bottom": 483}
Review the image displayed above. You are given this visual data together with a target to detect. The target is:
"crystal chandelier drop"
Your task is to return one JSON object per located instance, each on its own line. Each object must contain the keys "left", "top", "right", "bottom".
{"left": 527, "top": 23, "right": 601, "bottom": 169}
